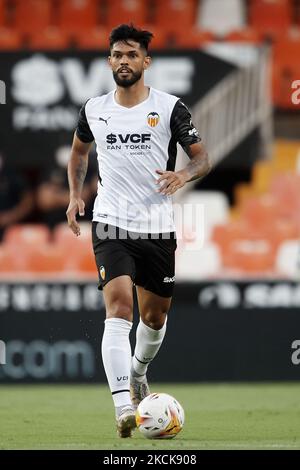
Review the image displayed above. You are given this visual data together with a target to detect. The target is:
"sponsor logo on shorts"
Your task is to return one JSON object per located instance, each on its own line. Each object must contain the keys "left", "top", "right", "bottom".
{"left": 163, "top": 276, "right": 175, "bottom": 283}
{"left": 99, "top": 265, "right": 106, "bottom": 280}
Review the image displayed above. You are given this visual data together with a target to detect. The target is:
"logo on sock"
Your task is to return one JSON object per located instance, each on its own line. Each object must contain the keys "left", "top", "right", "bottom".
{"left": 117, "top": 376, "right": 128, "bottom": 381}
{"left": 143, "top": 357, "right": 152, "bottom": 362}
{"left": 99, "top": 265, "right": 106, "bottom": 280}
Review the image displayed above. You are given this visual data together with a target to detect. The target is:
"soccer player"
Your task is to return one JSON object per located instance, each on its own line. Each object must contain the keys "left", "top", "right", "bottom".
{"left": 66, "top": 24, "right": 211, "bottom": 438}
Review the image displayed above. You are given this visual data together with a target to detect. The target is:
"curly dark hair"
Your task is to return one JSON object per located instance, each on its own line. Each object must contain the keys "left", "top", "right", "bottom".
{"left": 109, "top": 23, "right": 153, "bottom": 53}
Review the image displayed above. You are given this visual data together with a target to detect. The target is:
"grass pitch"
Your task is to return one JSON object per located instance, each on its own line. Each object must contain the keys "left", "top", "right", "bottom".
{"left": 0, "top": 383, "right": 300, "bottom": 450}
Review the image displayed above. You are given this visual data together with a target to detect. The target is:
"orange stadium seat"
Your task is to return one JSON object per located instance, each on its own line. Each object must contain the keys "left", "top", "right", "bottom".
{"left": 0, "top": 27, "right": 22, "bottom": 49}
{"left": 225, "top": 28, "right": 263, "bottom": 44}
{"left": 27, "top": 244, "right": 67, "bottom": 273}
{"left": 0, "top": 245, "right": 29, "bottom": 273}
{"left": 0, "top": 0, "right": 5, "bottom": 26}
{"left": 75, "top": 26, "right": 109, "bottom": 49}
{"left": 53, "top": 222, "right": 92, "bottom": 248}
{"left": 224, "top": 239, "right": 275, "bottom": 273}
{"left": 4, "top": 224, "right": 51, "bottom": 247}
{"left": 74, "top": 247, "right": 97, "bottom": 273}
{"left": 105, "top": 0, "right": 148, "bottom": 30}
{"left": 13, "top": 0, "right": 53, "bottom": 35}
{"left": 57, "top": 0, "right": 98, "bottom": 34}
{"left": 28, "top": 27, "right": 71, "bottom": 50}
{"left": 272, "top": 33, "right": 300, "bottom": 109}
{"left": 249, "top": 0, "right": 293, "bottom": 38}
{"left": 153, "top": 0, "right": 197, "bottom": 33}
{"left": 142, "top": 25, "right": 167, "bottom": 49}
{"left": 173, "top": 29, "right": 215, "bottom": 48}
{"left": 240, "top": 195, "right": 279, "bottom": 229}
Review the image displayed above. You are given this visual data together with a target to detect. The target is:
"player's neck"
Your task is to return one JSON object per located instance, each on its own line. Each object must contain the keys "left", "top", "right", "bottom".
{"left": 115, "top": 83, "right": 150, "bottom": 108}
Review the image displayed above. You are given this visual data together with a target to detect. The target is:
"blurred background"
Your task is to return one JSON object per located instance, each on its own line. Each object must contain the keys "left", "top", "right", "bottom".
{"left": 0, "top": 0, "right": 300, "bottom": 387}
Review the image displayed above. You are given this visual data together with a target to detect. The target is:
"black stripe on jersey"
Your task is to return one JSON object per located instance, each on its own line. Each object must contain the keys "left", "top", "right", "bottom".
{"left": 76, "top": 101, "right": 94, "bottom": 143}
{"left": 166, "top": 99, "right": 202, "bottom": 171}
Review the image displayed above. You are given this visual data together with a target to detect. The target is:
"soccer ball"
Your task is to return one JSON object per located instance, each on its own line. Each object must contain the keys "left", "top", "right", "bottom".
{"left": 136, "top": 393, "right": 185, "bottom": 439}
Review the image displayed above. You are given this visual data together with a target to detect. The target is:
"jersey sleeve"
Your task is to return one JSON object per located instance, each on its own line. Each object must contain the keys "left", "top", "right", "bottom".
{"left": 76, "top": 102, "right": 94, "bottom": 143}
{"left": 170, "top": 100, "right": 201, "bottom": 150}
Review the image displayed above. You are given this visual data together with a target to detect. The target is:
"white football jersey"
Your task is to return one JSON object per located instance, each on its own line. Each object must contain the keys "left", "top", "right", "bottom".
{"left": 76, "top": 87, "right": 201, "bottom": 233}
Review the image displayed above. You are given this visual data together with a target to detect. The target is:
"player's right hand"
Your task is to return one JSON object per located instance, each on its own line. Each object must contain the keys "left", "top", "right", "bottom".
{"left": 66, "top": 196, "right": 85, "bottom": 236}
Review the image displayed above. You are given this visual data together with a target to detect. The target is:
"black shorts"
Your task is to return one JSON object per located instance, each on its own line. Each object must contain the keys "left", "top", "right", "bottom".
{"left": 92, "top": 222, "right": 177, "bottom": 298}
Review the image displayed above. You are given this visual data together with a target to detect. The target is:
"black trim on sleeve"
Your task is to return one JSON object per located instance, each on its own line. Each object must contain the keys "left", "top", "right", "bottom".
{"left": 76, "top": 101, "right": 94, "bottom": 143}
{"left": 166, "top": 99, "right": 201, "bottom": 171}
{"left": 170, "top": 99, "right": 201, "bottom": 151}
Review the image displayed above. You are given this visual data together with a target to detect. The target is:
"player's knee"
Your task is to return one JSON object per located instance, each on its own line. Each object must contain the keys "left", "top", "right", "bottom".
{"left": 142, "top": 311, "right": 168, "bottom": 330}
{"left": 107, "top": 298, "right": 133, "bottom": 321}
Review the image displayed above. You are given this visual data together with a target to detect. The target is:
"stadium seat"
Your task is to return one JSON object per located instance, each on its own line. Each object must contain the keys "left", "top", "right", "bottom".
{"left": 0, "top": 0, "right": 5, "bottom": 27}
{"left": 180, "top": 191, "right": 229, "bottom": 242}
{"left": 0, "top": 245, "right": 29, "bottom": 273}
{"left": 199, "top": 0, "right": 246, "bottom": 36}
{"left": 28, "top": 27, "right": 71, "bottom": 50}
{"left": 276, "top": 240, "right": 300, "bottom": 278}
{"left": 269, "top": 173, "right": 300, "bottom": 224}
{"left": 57, "top": 0, "right": 98, "bottom": 34}
{"left": 75, "top": 26, "right": 109, "bottom": 49}
{"left": 3, "top": 224, "right": 51, "bottom": 247}
{"left": 0, "top": 27, "right": 22, "bottom": 49}
{"left": 13, "top": 0, "right": 53, "bottom": 35}
{"left": 172, "top": 29, "right": 215, "bottom": 48}
{"left": 240, "top": 195, "right": 278, "bottom": 229}
{"left": 153, "top": 0, "right": 197, "bottom": 34}
{"left": 273, "top": 33, "right": 300, "bottom": 109}
{"left": 225, "top": 28, "right": 263, "bottom": 44}
{"left": 27, "top": 244, "right": 67, "bottom": 273}
{"left": 223, "top": 239, "right": 275, "bottom": 273}
{"left": 249, "top": 0, "right": 292, "bottom": 38}
{"left": 53, "top": 222, "right": 92, "bottom": 248}
{"left": 142, "top": 25, "right": 167, "bottom": 49}
{"left": 59, "top": 241, "right": 96, "bottom": 274}
{"left": 176, "top": 242, "right": 222, "bottom": 280}
{"left": 105, "top": 0, "right": 148, "bottom": 30}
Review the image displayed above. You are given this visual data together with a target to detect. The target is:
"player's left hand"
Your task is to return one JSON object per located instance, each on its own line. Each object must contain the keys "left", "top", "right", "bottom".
{"left": 155, "top": 169, "right": 188, "bottom": 196}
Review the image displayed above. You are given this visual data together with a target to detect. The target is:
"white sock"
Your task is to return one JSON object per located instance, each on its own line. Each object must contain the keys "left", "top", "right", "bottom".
{"left": 101, "top": 318, "right": 133, "bottom": 410}
{"left": 132, "top": 318, "right": 167, "bottom": 377}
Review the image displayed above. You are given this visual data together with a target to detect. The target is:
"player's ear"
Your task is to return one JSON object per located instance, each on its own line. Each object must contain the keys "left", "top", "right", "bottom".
{"left": 143, "top": 55, "right": 151, "bottom": 70}
{"left": 107, "top": 56, "right": 112, "bottom": 69}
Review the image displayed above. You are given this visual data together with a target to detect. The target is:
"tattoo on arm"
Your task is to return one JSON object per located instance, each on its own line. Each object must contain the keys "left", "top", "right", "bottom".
{"left": 184, "top": 146, "right": 211, "bottom": 182}
{"left": 75, "top": 154, "right": 88, "bottom": 187}
{"left": 68, "top": 151, "right": 88, "bottom": 196}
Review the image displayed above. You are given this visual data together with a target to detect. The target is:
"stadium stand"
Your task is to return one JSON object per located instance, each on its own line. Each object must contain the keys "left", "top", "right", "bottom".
{"left": 249, "top": 0, "right": 293, "bottom": 39}
{"left": 0, "top": 0, "right": 299, "bottom": 280}
{"left": 57, "top": 0, "right": 99, "bottom": 35}
{"left": 199, "top": 0, "right": 246, "bottom": 36}
{"left": 28, "top": 27, "right": 71, "bottom": 50}
{"left": 0, "top": 0, "right": 5, "bottom": 27}
{"left": 105, "top": 0, "right": 148, "bottom": 30}
{"left": 13, "top": 0, "right": 53, "bottom": 35}
{"left": 0, "top": 26, "right": 22, "bottom": 49}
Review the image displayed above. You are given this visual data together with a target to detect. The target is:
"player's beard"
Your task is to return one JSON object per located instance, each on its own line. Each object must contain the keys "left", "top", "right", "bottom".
{"left": 113, "top": 69, "right": 143, "bottom": 88}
